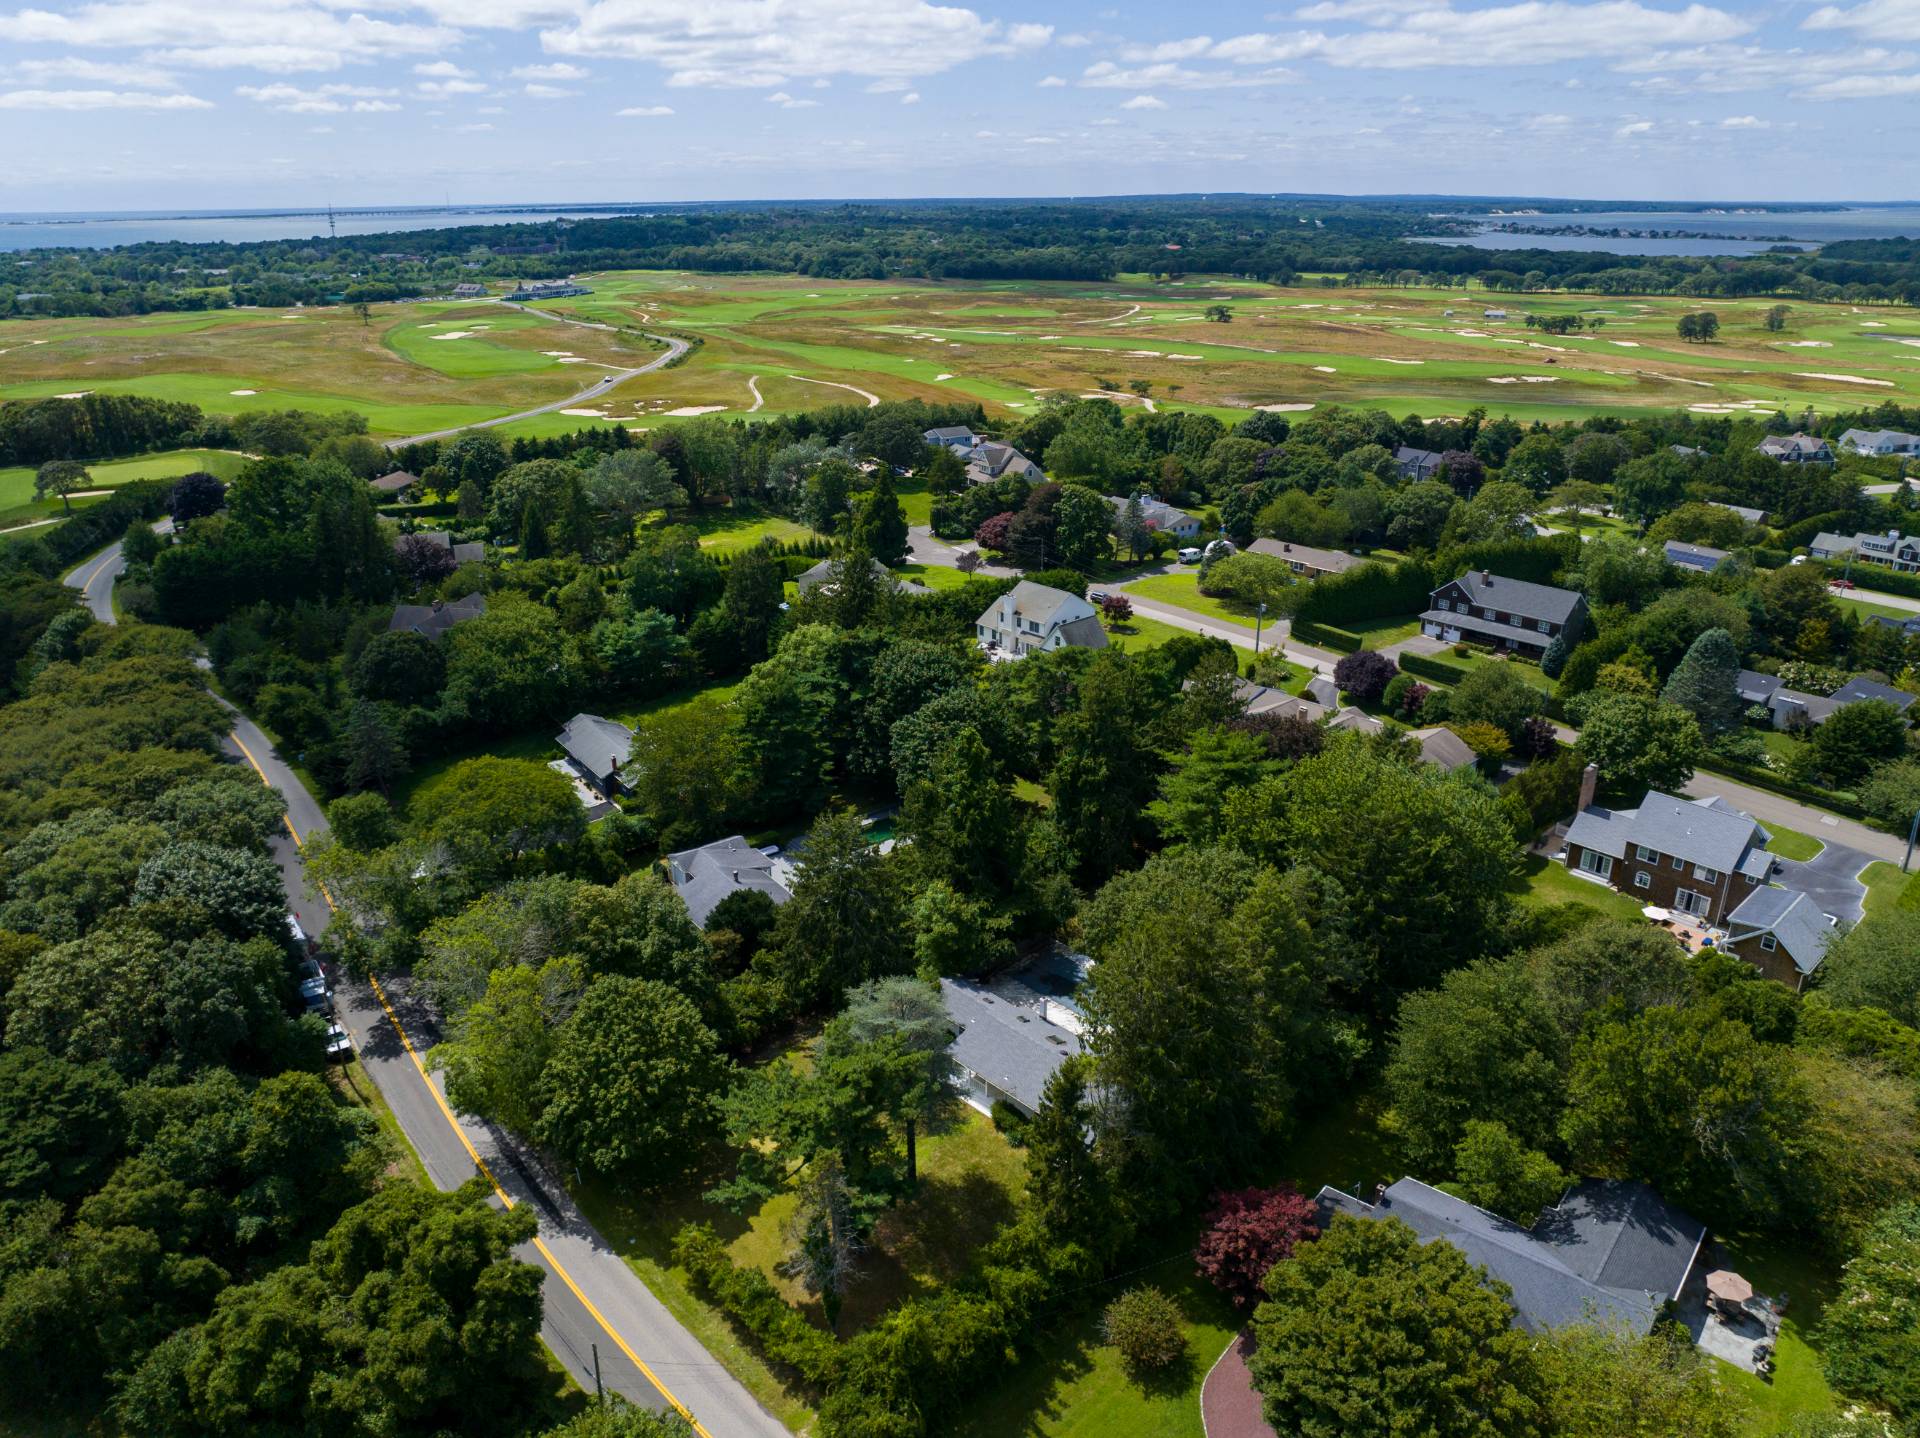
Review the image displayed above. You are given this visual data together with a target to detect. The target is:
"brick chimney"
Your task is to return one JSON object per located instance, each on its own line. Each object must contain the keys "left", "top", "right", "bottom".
{"left": 1480, "top": 569, "right": 1494, "bottom": 585}
{"left": 1578, "top": 762, "right": 1599, "bottom": 811}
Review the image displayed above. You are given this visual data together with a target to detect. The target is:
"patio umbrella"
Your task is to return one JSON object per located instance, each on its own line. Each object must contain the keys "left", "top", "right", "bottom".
{"left": 1706, "top": 1271, "right": 1754, "bottom": 1305}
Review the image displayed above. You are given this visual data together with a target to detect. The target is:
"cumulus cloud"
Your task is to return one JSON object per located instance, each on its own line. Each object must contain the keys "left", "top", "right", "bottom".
{"left": 539, "top": 0, "right": 1054, "bottom": 89}
{"left": 1616, "top": 118, "right": 1654, "bottom": 135}
{"left": 1805, "top": 0, "right": 1920, "bottom": 40}
{"left": 414, "top": 60, "right": 472, "bottom": 77}
{"left": 1795, "top": 70, "right": 1920, "bottom": 95}
{"left": 417, "top": 77, "right": 487, "bottom": 97}
{"left": 1120, "top": 92, "right": 1167, "bottom": 107}
{"left": 514, "top": 61, "right": 588, "bottom": 79}
{"left": 0, "top": 3, "right": 457, "bottom": 72}
{"left": 0, "top": 86, "right": 211, "bottom": 108}
{"left": 617, "top": 103, "right": 674, "bottom": 114}
{"left": 899, "top": 90, "right": 920, "bottom": 102}
{"left": 238, "top": 81, "right": 400, "bottom": 113}
{"left": 523, "top": 82, "right": 574, "bottom": 96}
{"left": 1622, "top": 42, "right": 1914, "bottom": 92}
{"left": 1037, "top": 73, "right": 1067, "bottom": 85}
{"left": 764, "top": 89, "right": 820, "bottom": 107}
{"left": 1719, "top": 112, "right": 1767, "bottom": 124}
{"left": 12, "top": 55, "right": 177, "bottom": 86}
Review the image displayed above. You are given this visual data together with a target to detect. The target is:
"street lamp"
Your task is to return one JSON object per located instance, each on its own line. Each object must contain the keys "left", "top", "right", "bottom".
{"left": 1253, "top": 600, "right": 1268, "bottom": 658}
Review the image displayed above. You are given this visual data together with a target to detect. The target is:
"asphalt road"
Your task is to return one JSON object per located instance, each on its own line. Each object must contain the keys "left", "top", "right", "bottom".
{"left": 384, "top": 322, "right": 690, "bottom": 448}
{"left": 65, "top": 548, "right": 787, "bottom": 1438}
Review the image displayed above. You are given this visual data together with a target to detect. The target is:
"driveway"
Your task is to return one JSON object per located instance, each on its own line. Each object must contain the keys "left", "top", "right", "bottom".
{"left": 1771, "top": 839, "right": 1874, "bottom": 925}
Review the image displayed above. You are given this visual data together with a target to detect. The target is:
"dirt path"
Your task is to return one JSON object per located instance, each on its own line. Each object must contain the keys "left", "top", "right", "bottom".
{"left": 787, "top": 373, "right": 879, "bottom": 407}
{"left": 1080, "top": 303, "right": 1142, "bottom": 325}
{"left": 746, "top": 374, "right": 765, "bottom": 412}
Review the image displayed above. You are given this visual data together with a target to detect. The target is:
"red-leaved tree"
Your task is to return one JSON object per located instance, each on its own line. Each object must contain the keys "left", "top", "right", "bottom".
{"left": 1193, "top": 1184, "right": 1320, "bottom": 1309}
{"left": 974, "top": 511, "right": 1015, "bottom": 554}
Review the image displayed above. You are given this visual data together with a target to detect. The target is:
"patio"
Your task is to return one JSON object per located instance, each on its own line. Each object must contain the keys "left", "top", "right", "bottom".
{"left": 1676, "top": 1262, "right": 1784, "bottom": 1377}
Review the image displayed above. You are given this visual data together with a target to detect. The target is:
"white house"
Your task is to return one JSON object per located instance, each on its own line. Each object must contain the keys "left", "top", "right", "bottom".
{"left": 975, "top": 581, "right": 1108, "bottom": 658}
{"left": 1107, "top": 493, "right": 1201, "bottom": 539}
{"left": 1837, "top": 428, "right": 1920, "bottom": 457}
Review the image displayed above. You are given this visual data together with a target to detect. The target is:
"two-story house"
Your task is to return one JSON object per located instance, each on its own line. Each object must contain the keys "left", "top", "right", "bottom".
{"left": 924, "top": 424, "right": 983, "bottom": 451}
{"left": 1564, "top": 788, "right": 1775, "bottom": 925}
{"left": 1757, "top": 433, "right": 1834, "bottom": 464}
{"left": 1394, "top": 446, "right": 1446, "bottom": 482}
{"left": 1837, "top": 428, "right": 1920, "bottom": 457}
{"left": 1853, "top": 529, "right": 1920, "bottom": 573}
{"left": 1420, "top": 569, "right": 1586, "bottom": 660}
{"left": 975, "top": 581, "right": 1108, "bottom": 658}
{"left": 962, "top": 441, "right": 1045, "bottom": 486}
{"left": 1247, "top": 538, "right": 1366, "bottom": 579}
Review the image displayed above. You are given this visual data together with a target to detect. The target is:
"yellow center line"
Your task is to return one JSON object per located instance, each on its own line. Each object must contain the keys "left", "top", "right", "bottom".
{"left": 69, "top": 546, "right": 119, "bottom": 592}
{"left": 226, "top": 725, "right": 711, "bottom": 1435}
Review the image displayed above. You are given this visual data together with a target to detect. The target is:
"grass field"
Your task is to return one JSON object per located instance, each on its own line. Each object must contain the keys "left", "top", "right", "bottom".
{"left": 0, "top": 446, "right": 249, "bottom": 527}
{"left": 1122, "top": 569, "right": 1268, "bottom": 627}
{"left": 10, "top": 277, "right": 1920, "bottom": 449}
{"left": 1511, "top": 853, "right": 1651, "bottom": 924}
{"left": 1761, "top": 822, "right": 1826, "bottom": 861}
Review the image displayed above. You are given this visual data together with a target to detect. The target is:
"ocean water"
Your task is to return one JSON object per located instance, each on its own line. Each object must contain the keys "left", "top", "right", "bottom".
{"left": 0, "top": 205, "right": 642, "bottom": 252}
{"left": 1417, "top": 206, "right": 1920, "bottom": 257}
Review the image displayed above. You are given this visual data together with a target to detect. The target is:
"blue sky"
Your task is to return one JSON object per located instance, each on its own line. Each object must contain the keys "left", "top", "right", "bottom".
{"left": 2, "top": 0, "right": 1917, "bottom": 209}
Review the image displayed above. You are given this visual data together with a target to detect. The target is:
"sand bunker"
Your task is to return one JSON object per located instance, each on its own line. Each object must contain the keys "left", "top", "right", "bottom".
{"left": 1796, "top": 372, "right": 1893, "bottom": 386}
{"left": 1454, "top": 329, "right": 1490, "bottom": 337}
{"left": 1125, "top": 350, "right": 1164, "bottom": 357}
{"left": 1782, "top": 341, "right": 1832, "bottom": 348}
{"left": 1376, "top": 357, "right": 1424, "bottom": 365}
{"left": 1487, "top": 376, "right": 1559, "bottom": 384}
{"left": 1167, "top": 353, "right": 1203, "bottom": 360}
{"left": 1313, "top": 366, "right": 1337, "bottom": 373}
{"left": 430, "top": 331, "right": 479, "bottom": 340}
{"left": 229, "top": 389, "right": 257, "bottom": 396}
{"left": 1258, "top": 403, "right": 1315, "bottom": 412}
{"left": 53, "top": 391, "right": 91, "bottom": 398}
{"left": 665, "top": 405, "right": 727, "bottom": 416}
{"left": 1863, "top": 321, "right": 1886, "bottom": 327}
{"left": 542, "top": 351, "right": 576, "bottom": 357}
{"left": 1609, "top": 341, "right": 1641, "bottom": 347}
{"left": 934, "top": 373, "right": 955, "bottom": 380}
{"left": 560, "top": 408, "right": 609, "bottom": 417}
{"left": 1882, "top": 337, "right": 1920, "bottom": 348}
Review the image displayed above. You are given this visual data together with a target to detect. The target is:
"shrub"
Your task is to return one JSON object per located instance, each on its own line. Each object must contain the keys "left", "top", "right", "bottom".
{"left": 1456, "top": 721, "right": 1511, "bottom": 768}
{"left": 1333, "top": 649, "right": 1398, "bottom": 704}
{"left": 1102, "top": 1286, "right": 1187, "bottom": 1371}
{"left": 1193, "top": 1185, "right": 1319, "bottom": 1309}
{"left": 1381, "top": 672, "right": 1430, "bottom": 720}
{"left": 989, "top": 1098, "right": 1030, "bottom": 1146}
{"left": 1399, "top": 652, "right": 1472, "bottom": 687}
{"left": 1821, "top": 1201, "right": 1920, "bottom": 1420}
{"left": 672, "top": 1223, "right": 844, "bottom": 1388}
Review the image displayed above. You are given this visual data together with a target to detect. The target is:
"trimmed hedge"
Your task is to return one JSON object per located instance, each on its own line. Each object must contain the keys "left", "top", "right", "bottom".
{"left": 1815, "top": 560, "right": 1920, "bottom": 602}
{"left": 1436, "top": 534, "right": 1580, "bottom": 587}
{"left": 671, "top": 1223, "right": 844, "bottom": 1389}
{"left": 22, "top": 479, "right": 175, "bottom": 568}
{"left": 1291, "top": 619, "right": 1362, "bottom": 652}
{"left": 1294, "top": 558, "right": 1434, "bottom": 626}
{"left": 1694, "top": 758, "right": 1876, "bottom": 824}
{"left": 1398, "top": 652, "right": 1473, "bottom": 687}
{"left": 1777, "top": 510, "right": 1854, "bottom": 552}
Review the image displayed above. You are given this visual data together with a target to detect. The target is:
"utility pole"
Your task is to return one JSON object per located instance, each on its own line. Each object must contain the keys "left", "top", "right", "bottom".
{"left": 592, "top": 1342, "right": 604, "bottom": 1405}
{"left": 1904, "top": 806, "right": 1919, "bottom": 873}
{"left": 1253, "top": 600, "right": 1268, "bottom": 658}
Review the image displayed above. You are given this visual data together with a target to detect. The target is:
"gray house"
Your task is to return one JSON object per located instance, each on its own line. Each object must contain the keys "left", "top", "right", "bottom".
{"left": 940, "top": 962, "right": 1087, "bottom": 1118}
{"left": 1838, "top": 428, "right": 1920, "bottom": 457}
{"left": 1315, "top": 1178, "right": 1706, "bottom": 1337}
{"left": 1738, "top": 668, "right": 1916, "bottom": 729}
{"left": 555, "top": 713, "right": 633, "bottom": 798}
{"left": 1421, "top": 570, "right": 1586, "bottom": 659}
{"left": 1663, "top": 539, "right": 1730, "bottom": 574}
{"left": 665, "top": 835, "right": 794, "bottom": 928}
{"left": 1394, "top": 446, "right": 1445, "bottom": 482}
{"left": 388, "top": 592, "right": 486, "bottom": 640}
{"left": 1757, "top": 433, "right": 1834, "bottom": 464}
{"left": 1247, "top": 538, "right": 1366, "bottom": 579}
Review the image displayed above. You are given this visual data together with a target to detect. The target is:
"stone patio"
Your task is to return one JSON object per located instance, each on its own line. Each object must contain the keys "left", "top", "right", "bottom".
{"left": 1675, "top": 1262, "right": 1783, "bottom": 1376}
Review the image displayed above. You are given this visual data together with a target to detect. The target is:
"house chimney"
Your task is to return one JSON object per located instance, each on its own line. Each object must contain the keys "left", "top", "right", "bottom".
{"left": 1283, "top": 542, "right": 1292, "bottom": 552}
{"left": 1373, "top": 1182, "right": 1389, "bottom": 1207}
{"left": 1481, "top": 569, "right": 1493, "bottom": 585}
{"left": 1578, "top": 762, "right": 1599, "bottom": 812}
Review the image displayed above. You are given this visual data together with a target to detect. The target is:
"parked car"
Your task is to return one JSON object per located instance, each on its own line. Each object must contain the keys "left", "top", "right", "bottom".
{"left": 324, "top": 1023, "right": 352, "bottom": 1060}
{"left": 299, "top": 969, "right": 332, "bottom": 1016}
{"left": 1179, "top": 547, "right": 1203, "bottom": 563}
{"left": 1088, "top": 590, "right": 1109, "bottom": 604}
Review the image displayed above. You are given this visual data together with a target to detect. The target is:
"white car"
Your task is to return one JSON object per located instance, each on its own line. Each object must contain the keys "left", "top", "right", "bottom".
{"left": 324, "top": 1023, "right": 352, "bottom": 1060}
{"left": 1178, "top": 547, "right": 1203, "bottom": 563}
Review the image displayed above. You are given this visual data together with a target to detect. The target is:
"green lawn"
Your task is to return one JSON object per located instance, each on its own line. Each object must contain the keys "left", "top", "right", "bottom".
{"left": 1342, "top": 612, "right": 1425, "bottom": 647}
{"left": 1761, "top": 822, "right": 1825, "bottom": 861}
{"left": 945, "top": 1264, "right": 1238, "bottom": 1438}
{"left": 895, "top": 561, "right": 976, "bottom": 592}
{"left": 1121, "top": 570, "right": 1265, "bottom": 627}
{"left": 0, "top": 446, "right": 249, "bottom": 524}
{"left": 1859, "top": 860, "right": 1919, "bottom": 918}
{"left": 1710, "top": 1233, "right": 1841, "bottom": 1435}
{"left": 662, "top": 507, "right": 819, "bottom": 554}
{"left": 1104, "top": 611, "right": 1270, "bottom": 665}
{"left": 1830, "top": 593, "right": 1919, "bottom": 624}
{"left": 1510, "top": 853, "right": 1651, "bottom": 925}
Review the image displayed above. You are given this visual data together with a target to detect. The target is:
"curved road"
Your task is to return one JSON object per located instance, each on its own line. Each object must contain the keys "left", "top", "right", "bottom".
{"left": 62, "top": 542, "right": 787, "bottom": 1438}
{"left": 384, "top": 323, "right": 690, "bottom": 448}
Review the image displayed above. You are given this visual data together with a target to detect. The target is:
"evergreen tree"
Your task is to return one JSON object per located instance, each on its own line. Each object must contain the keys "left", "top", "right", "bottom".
{"left": 851, "top": 470, "right": 909, "bottom": 565}
{"left": 1659, "top": 627, "right": 1742, "bottom": 736}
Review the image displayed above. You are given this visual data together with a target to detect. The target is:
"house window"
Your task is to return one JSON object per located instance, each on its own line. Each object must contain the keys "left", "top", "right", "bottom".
{"left": 1671, "top": 855, "right": 1685, "bottom": 871}
{"left": 1635, "top": 844, "right": 1658, "bottom": 863}
{"left": 1436, "top": 599, "right": 1450, "bottom": 612}
{"left": 1577, "top": 849, "right": 1613, "bottom": 879}
{"left": 1760, "top": 933, "right": 1777, "bottom": 951}
{"left": 1674, "top": 889, "right": 1712, "bottom": 918}
{"left": 1482, "top": 608, "right": 1497, "bottom": 621}
{"left": 1510, "top": 613, "right": 1523, "bottom": 627}
{"left": 1694, "top": 865, "right": 1719, "bottom": 883}
{"left": 1745, "top": 873, "right": 1757, "bottom": 885}
{"left": 1538, "top": 619, "right": 1552, "bottom": 633}
{"left": 1633, "top": 871, "right": 1651, "bottom": 889}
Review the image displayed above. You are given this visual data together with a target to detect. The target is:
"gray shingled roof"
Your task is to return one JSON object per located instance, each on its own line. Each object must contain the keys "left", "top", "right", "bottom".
{"left": 940, "top": 977, "right": 1083, "bottom": 1115}
{"left": 1830, "top": 677, "right": 1916, "bottom": 711}
{"left": 1737, "top": 669, "right": 1783, "bottom": 704}
{"left": 1442, "top": 570, "right": 1585, "bottom": 626}
{"left": 1726, "top": 886, "right": 1837, "bottom": 975}
{"left": 1809, "top": 531, "right": 1857, "bottom": 555}
{"left": 1315, "top": 1178, "right": 1703, "bottom": 1337}
{"left": 1232, "top": 678, "right": 1329, "bottom": 723}
{"left": 388, "top": 592, "right": 486, "bottom": 639}
{"left": 1054, "top": 615, "right": 1110, "bottom": 650}
{"left": 1412, "top": 725, "right": 1478, "bottom": 772}
{"left": 1564, "top": 803, "right": 1638, "bottom": 859}
{"left": 1664, "top": 540, "right": 1729, "bottom": 573}
{"left": 666, "top": 835, "right": 793, "bottom": 928}
{"left": 1625, "top": 790, "right": 1766, "bottom": 874}
{"left": 556, "top": 713, "right": 633, "bottom": 780}
{"left": 1247, "top": 538, "right": 1366, "bottom": 574}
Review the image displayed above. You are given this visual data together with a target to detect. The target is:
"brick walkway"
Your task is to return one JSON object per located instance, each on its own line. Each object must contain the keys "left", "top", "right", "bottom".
{"left": 1200, "top": 1331, "right": 1277, "bottom": 1438}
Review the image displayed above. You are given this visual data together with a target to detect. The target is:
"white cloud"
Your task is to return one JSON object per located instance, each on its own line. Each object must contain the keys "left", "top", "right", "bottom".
{"left": 1719, "top": 112, "right": 1767, "bottom": 125}
{"left": 1796, "top": 70, "right": 1920, "bottom": 96}
{"left": 1622, "top": 42, "right": 1913, "bottom": 92}
{"left": 12, "top": 55, "right": 177, "bottom": 86}
{"left": 617, "top": 103, "right": 674, "bottom": 114}
{"left": 454, "top": 121, "right": 494, "bottom": 130}
{"left": 414, "top": 60, "right": 473, "bottom": 78}
{"left": 1038, "top": 73, "right": 1067, "bottom": 85}
{"left": 1806, "top": 0, "right": 1920, "bottom": 41}
{"left": 513, "top": 61, "right": 588, "bottom": 80}
{"left": 765, "top": 89, "right": 820, "bottom": 107}
{"left": 1616, "top": 118, "right": 1654, "bottom": 135}
{"left": 238, "top": 81, "right": 400, "bottom": 113}
{"left": 0, "top": 86, "right": 211, "bottom": 109}
{"left": 1292, "top": 0, "right": 1430, "bottom": 19}
{"left": 866, "top": 77, "right": 909, "bottom": 91}
{"left": 1081, "top": 59, "right": 1298, "bottom": 87}
{"left": 417, "top": 77, "right": 488, "bottom": 97}
{"left": 899, "top": 89, "right": 920, "bottom": 102}
{"left": 0, "top": 4, "right": 457, "bottom": 72}
{"left": 540, "top": 0, "right": 1055, "bottom": 89}
{"left": 1121, "top": 92, "right": 1168, "bottom": 108}
{"left": 523, "top": 82, "right": 574, "bottom": 96}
